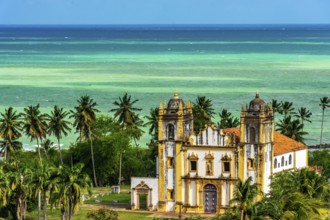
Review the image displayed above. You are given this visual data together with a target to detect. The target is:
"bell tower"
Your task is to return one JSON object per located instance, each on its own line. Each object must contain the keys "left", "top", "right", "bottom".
{"left": 158, "top": 90, "right": 193, "bottom": 212}
{"left": 239, "top": 91, "right": 274, "bottom": 195}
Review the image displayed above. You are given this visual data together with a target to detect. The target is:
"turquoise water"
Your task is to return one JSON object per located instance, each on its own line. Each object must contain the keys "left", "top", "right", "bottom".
{"left": 0, "top": 25, "right": 330, "bottom": 147}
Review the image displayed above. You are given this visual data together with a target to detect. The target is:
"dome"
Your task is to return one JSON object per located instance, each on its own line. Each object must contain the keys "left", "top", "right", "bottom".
{"left": 248, "top": 91, "right": 265, "bottom": 111}
{"left": 167, "top": 90, "right": 185, "bottom": 110}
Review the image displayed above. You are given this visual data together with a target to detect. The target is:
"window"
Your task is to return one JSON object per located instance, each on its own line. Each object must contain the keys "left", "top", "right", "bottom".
{"left": 248, "top": 158, "right": 255, "bottom": 170}
{"left": 224, "top": 162, "right": 230, "bottom": 172}
{"left": 221, "top": 154, "right": 232, "bottom": 174}
{"left": 274, "top": 158, "right": 277, "bottom": 168}
{"left": 281, "top": 156, "right": 284, "bottom": 167}
{"left": 167, "top": 157, "right": 174, "bottom": 168}
{"left": 168, "top": 124, "right": 175, "bottom": 140}
{"left": 249, "top": 127, "right": 256, "bottom": 143}
{"left": 289, "top": 154, "right": 292, "bottom": 165}
{"left": 167, "top": 189, "right": 174, "bottom": 201}
{"left": 188, "top": 153, "right": 199, "bottom": 173}
{"left": 191, "top": 161, "right": 197, "bottom": 171}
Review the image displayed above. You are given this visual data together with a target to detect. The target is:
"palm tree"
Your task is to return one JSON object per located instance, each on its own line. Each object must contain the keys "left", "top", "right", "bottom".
{"left": 70, "top": 95, "right": 99, "bottom": 187}
{"left": 4, "top": 160, "right": 32, "bottom": 220}
{"left": 47, "top": 105, "right": 71, "bottom": 164}
{"left": 319, "top": 96, "right": 330, "bottom": 146}
{"left": 218, "top": 109, "right": 240, "bottom": 129}
{"left": 22, "top": 105, "right": 48, "bottom": 161}
{"left": 276, "top": 116, "right": 307, "bottom": 143}
{"left": 0, "top": 166, "right": 10, "bottom": 207}
{"left": 110, "top": 93, "right": 142, "bottom": 127}
{"left": 55, "top": 164, "right": 92, "bottom": 220}
{"left": 0, "top": 139, "right": 22, "bottom": 161}
{"left": 271, "top": 99, "right": 282, "bottom": 115}
{"left": 193, "top": 96, "right": 215, "bottom": 119}
{"left": 281, "top": 101, "right": 295, "bottom": 118}
{"left": 144, "top": 107, "right": 159, "bottom": 140}
{"left": 268, "top": 170, "right": 326, "bottom": 220}
{"left": 31, "top": 162, "right": 57, "bottom": 220}
{"left": 294, "top": 107, "right": 312, "bottom": 131}
{"left": 192, "top": 96, "right": 215, "bottom": 132}
{"left": 0, "top": 107, "right": 23, "bottom": 160}
{"left": 230, "top": 177, "right": 262, "bottom": 220}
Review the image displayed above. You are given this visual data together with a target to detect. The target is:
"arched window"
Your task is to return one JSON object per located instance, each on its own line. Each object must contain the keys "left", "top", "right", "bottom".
{"left": 281, "top": 156, "right": 284, "bottom": 167}
{"left": 289, "top": 154, "right": 292, "bottom": 165}
{"left": 249, "top": 127, "right": 256, "bottom": 143}
{"left": 168, "top": 124, "right": 175, "bottom": 140}
{"left": 274, "top": 158, "right": 277, "bottom": 168}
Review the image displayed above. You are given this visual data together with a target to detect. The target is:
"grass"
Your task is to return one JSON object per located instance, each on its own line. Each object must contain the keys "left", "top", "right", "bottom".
{"left": 24, "top": 205, "right": 152, "bottom": 220}
{"left": 86, "top": 193, "right": 131, "bottom": 204}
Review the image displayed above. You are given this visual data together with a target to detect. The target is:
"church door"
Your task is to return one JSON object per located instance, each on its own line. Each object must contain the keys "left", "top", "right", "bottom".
{"left": 204, "top": 184, "right": 217, "bottom": 213}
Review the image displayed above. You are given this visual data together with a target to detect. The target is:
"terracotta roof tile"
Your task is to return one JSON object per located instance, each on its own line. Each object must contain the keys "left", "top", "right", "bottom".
{"left": 273, "top": 132, "right": 307, "bottom": 155}
{"left": 223, "top": 127, "right": 307, "bottom": 155}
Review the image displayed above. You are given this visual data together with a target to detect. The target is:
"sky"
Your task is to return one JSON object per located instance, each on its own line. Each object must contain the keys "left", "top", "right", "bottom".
{"left": 1, "top": 0, "right": 330, "bottom": 25}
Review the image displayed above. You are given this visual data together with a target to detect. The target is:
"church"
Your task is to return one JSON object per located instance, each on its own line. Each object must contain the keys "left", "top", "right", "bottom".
{"left": 131, "top": 91, "right": 308, "bottom": 214}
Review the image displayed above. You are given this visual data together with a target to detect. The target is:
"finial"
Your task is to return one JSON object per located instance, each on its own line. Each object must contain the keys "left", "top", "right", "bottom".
{"left": 256, "top": 90, "right": 259, "bottom": 98}
{"left": 174, "top": 89, "right": 179, "bottom": 99}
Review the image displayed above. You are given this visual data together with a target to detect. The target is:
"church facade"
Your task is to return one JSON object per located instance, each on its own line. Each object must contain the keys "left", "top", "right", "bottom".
{"left": 131, "top": 91, "right": 308, "bottom": 214}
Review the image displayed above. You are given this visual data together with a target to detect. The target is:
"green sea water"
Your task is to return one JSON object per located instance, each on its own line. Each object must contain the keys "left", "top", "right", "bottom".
{"left": 0, "top": 25, "right": 330, "bottom": 148}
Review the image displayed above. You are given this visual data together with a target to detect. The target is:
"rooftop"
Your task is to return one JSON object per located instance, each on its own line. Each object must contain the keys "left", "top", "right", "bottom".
{"left": 223, "top": 127, "right": 307, "bottom": 155}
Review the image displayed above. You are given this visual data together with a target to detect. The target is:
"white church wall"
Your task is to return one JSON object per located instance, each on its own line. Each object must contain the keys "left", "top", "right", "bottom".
{"left": 187, "top": 149, "right": 234, "bottom": 178}
{"left": 295, "top": 149, "right": 307, "bottom": 169}
{"left": 273, "top": 152, "right": 294, "bottom": 173}
{"left": 190, "top": 181, "right": 197, "bottom": 206}
{"left": 131, "top": 177, "right": 158, "bottom": 211}
{"left": 167, "top": 168, "right": 174, "bottom": 189}
{"left": 263, "top": 143, "right": 272, "bottom": 194}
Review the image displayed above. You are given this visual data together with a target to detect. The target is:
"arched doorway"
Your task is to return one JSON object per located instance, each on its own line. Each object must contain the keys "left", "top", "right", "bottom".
{"left": 204, "top": 184, "right": 217, "bottom": 213}
{"left": 132, "top": 181, "right": 152, "bottom": 210}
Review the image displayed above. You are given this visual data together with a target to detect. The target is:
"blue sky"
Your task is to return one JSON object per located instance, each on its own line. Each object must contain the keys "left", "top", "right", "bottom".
{"left": 1, "top": 0, "right": 330, "bottom": 25}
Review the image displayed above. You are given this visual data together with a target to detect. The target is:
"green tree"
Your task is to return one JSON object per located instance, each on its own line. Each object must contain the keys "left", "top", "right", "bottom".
{"left": 3, "top": 160, "right": 32, "bottom": 220}
{"left": 294, "top": 107, "right": 312, "bottom": 131}
{"left": 54, "top": 164, "right": 92, "bottom": 220}
{"left": 110, "top": 93, "right": 142, "bottom": 127}
{"left": 22, "top": 105, "right": 48, "bottom": 161}
{"left": 309, "top": 150, "right": 330, "bottom": 179}
{"left": 47, "top": 105, "right": 71, "bottom": 164}
{"left": 276, "top": 116, "right": 307, "bottom": 143}
{"left": 70, "top": 95, "right": 99, "bottom": 187}
{"left": 69, "top": 118, "right": 131, "bottom": 186}
{"left": 0, "top": 107, "right": 23, "bottom": 160}
{"left": 31, "top": 162, "right": 58, "bottom": 220}
{"left": 144, "top": 107, "right": 159, "bottom": 140}
{"left": 192, "top": 96, "right": 215, "bottom": 133}
{"left": 319, "top": 96, "right": 330, "bottom": 146}
{"left": 266, "top": 170, "right": 328, "bottom": 220}
{"left": 230, "top": 177, "right": 262, "bottom": 220}
{"left": 218, "top": 109, "right": 240, "bottom": 129}
{"left": 0, "top": 166, "right": 10, "bottom": 207}
{"left": 110, "top": 93, "right": 144, "bottom": 147}
{"left": 271, "top": 99, "right": 282, "bottom": 115}
{"left": 281, "top": 101, "right": 295, "bottom": 118}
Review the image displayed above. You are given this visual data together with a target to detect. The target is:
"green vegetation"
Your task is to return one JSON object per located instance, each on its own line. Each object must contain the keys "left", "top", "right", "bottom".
{"left": 0, "top": 93, "right": 329, "bottom": 219}
{"left": 216, "top": 168, "right": 330, "bottom": 220}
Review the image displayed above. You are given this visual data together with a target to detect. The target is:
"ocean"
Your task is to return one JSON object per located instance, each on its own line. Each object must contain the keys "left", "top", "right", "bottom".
{"left": 0, "top": 24, "right": 329, "bottom": 147}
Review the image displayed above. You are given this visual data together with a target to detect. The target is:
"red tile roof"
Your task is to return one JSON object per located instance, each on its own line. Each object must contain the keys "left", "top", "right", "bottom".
{"left": 223, "top": 127, "right": 307, "bottom": 155}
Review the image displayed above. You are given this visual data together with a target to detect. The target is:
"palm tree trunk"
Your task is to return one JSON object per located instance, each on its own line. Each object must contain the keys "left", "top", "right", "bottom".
{"left": 43, "top": 190, "right": 47, "bottom": 220}
{"left": 58, "top": 138, "right": 63, "bottom": 165}
{"left": 89, "top": 126, "right": 98, "bottom": 187}
{"left": 320, "top": 110, "right": 324, "bottom": 147}
{"left": 240, "top": 209, "right": 244, "bottom": 220}
{"left": 36, "top": 138, "right": 42, "bottom": 161}
{"left": 38, "top": 190, "right": 41, "bottom": 220}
